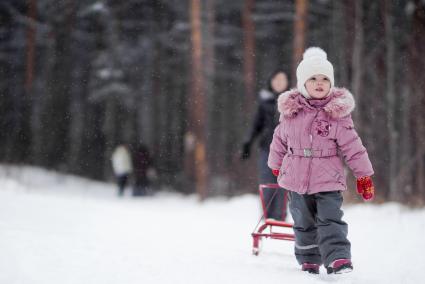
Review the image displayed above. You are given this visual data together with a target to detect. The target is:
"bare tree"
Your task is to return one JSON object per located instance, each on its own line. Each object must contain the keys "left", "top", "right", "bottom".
{"left": 188, "top": 0, "right": 208, "bottom": 200}
{"left": 242, "top": 0, "right": 255, "bottom": 102}
{"left": 351, "top": 0, "right": 364, "bottom": 126}
{"left": 383, "top": 0, "right": 398, "bottom": 200}
{"left": 293, "top": 0, "right": 308, "bottom": 78}
{"left": 409, "top": 0, "right": 425, "bottom": 204}
{"left": 25, "top": 0, "right": 36, "bottom": 93}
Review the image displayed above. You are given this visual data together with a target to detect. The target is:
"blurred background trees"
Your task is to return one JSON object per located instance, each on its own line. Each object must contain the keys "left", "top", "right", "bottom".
{"left": 0, "top": 0, "right": 424, "bottom": 204}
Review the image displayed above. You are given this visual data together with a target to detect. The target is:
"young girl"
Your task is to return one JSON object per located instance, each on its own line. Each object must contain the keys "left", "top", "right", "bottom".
{"left": 268, "top": 47, "right": 375, "bottom": 274}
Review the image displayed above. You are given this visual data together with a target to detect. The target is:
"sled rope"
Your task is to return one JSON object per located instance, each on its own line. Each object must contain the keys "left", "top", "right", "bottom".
{"left": 251, "top": 187, "right": 279, "bottom": 234}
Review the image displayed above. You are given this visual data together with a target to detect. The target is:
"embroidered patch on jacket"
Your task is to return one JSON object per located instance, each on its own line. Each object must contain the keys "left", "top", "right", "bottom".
{"left": 315, "top": 120, "right": 331, "bottom": 137}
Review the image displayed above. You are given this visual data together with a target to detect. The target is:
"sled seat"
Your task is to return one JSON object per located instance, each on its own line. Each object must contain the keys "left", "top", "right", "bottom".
{"left": 264, "top": 218, "right": 293, "bottom": 228}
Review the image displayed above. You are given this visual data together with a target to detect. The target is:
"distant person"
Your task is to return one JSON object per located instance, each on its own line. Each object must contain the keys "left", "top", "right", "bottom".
{"left": 241, "top": 70, "right": 289, "bottom": 220}
{"left": 268, "top": 47, "right": 375, "bottom": 274}
{"left": 111, "top": 143, "right": 133, "bottom": 196}
{"left": 241, "top": 69, "right": 289, "bottom": 183}
{"left": 132, "top": 143, "right": 153, "bottom": 197}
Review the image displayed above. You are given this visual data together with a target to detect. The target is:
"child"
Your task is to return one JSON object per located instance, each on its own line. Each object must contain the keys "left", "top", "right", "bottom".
{"left": 268, "top": 47, "right": 375, "bottom": 274}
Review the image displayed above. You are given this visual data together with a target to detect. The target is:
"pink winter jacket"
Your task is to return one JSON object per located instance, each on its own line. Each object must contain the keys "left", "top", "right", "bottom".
{"left": 267, "top": 88, "right": 374, "bottom": 194}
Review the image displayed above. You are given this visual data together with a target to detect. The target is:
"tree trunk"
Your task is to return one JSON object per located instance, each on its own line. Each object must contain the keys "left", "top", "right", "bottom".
{"left": 409, "top": 0, "right": 425, "bottom": 203}
{"left": 383, "top": 0, "right": 398, "bottom": 200}
{"left": 67, "top": 54, "right": 92, "bottom": 173}
{"left": 331, "top": 0, "right": 348, "bottom": 86}
{"left": 188, "top": 0, "right": 208, "bottom": 201}
{"left": 243, "top": 0, "right": 255, "bottom": 102}
{"left": 352, "top": 0, "right": 364, "bottom": 127}
{"left": 39, "top": 0, "right": 76, "bottom": 168}
{"left": 204, "top": 0, "right": 220, "bottom": 193}
{"left": 293, "top": 0, "right": 308, "bottom": 79}
{"left": 25, "top": 0, "right": 36, "bottom": 93}
{"left": 22, "top": 0, "right": 37, "bottom": 163}
{"left": 397, "top": 84, "right": 412, "bottom": 200}
{"left": 240, "top": 0, "right": 258, "bottom": 195}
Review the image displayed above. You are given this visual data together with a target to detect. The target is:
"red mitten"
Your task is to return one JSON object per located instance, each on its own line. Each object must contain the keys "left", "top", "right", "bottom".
{"left": 356, "top": 176, "right": 375, "bottom": 201}
{"left": 272, "top": 169, "right": 280, "bottom": 177}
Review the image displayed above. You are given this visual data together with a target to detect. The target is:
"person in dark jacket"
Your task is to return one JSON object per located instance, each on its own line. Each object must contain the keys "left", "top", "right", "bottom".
{"left": 132, "top": 143, "right": 152, "bottom": 196}
{"left": 242, "top": 70, "right": 289, "bottom": 180}
{"left": 241, "top": 69, "right": 289, "bottom": 220}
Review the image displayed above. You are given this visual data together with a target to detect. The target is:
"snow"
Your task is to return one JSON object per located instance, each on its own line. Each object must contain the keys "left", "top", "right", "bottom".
{"left": 1, "top": 165, "right": 424, "bottom": 284}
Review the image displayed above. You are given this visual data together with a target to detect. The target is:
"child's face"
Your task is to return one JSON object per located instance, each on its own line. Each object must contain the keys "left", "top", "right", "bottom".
{"left": 305, "top": 74, "right": 331, "bottom": 99}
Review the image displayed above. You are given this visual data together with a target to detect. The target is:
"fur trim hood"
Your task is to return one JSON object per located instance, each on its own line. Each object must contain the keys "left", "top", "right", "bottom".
{"left": 277, "top": 87, "right": 355, "bottom": 119}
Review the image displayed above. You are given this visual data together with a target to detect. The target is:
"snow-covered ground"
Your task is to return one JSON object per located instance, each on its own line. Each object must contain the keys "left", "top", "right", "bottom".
{"left": 0, "top": 165, "right": 424, "bottom": 284}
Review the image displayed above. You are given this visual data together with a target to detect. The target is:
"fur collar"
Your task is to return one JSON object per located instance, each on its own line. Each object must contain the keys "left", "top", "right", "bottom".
{"left": 277, "top": 87, "right": 355, "bottom": 119}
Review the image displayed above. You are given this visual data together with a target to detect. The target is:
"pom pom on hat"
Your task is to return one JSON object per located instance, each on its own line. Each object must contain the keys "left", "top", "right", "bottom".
{"left": 303, "top": 47, "right": 328, "bottom": 60}
{"left": 296, "top": 47, "right": 334, "bottom": 98}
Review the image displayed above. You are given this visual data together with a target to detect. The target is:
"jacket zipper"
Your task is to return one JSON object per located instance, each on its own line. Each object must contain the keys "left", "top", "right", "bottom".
{"left": 303, "top": 110, "right": 320, "bottom": 193}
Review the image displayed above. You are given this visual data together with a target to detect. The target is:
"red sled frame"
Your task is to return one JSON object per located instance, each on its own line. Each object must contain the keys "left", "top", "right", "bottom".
{"left": 251, "top": 183, "right": 295, "bottom": 256}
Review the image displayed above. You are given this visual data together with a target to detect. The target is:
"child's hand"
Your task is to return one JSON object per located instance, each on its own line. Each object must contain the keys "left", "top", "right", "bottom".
{"left": 272, "top": 169, "right": 280, "bottom": 177}
{"left": 356, "top": 176, "right": 375, "bottom": 201}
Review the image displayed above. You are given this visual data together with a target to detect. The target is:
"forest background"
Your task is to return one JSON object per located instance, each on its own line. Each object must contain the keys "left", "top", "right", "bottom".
{"left": 1, "top": 0, "right": 424, "bottom": 204}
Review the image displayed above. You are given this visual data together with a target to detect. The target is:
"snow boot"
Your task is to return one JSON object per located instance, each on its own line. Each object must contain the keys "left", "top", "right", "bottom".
{"left": 301, "top": 263, "right": 320, "bottom": 274}
{"left": 326, "top": 259, "right": 353, "bottom": 274}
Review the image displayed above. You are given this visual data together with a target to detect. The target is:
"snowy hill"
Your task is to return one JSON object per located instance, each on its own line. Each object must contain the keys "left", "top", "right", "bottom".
{"left": 0, "top": 165, "right": 424, "bottom": 284}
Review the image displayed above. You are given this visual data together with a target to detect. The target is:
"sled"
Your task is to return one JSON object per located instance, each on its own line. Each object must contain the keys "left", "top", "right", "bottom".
{"left": 251, "top": 183, "right": 295, "bottom": 256}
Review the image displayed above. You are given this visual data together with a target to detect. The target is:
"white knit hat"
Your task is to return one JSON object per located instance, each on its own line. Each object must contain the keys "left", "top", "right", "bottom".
{"left": 296, "top": 47, "right": 334, "bottom": 98}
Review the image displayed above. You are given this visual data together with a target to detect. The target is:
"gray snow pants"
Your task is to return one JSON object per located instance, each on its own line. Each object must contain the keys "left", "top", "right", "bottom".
{"left": 288, "top": 191, "right": 351, "bottom": 267}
